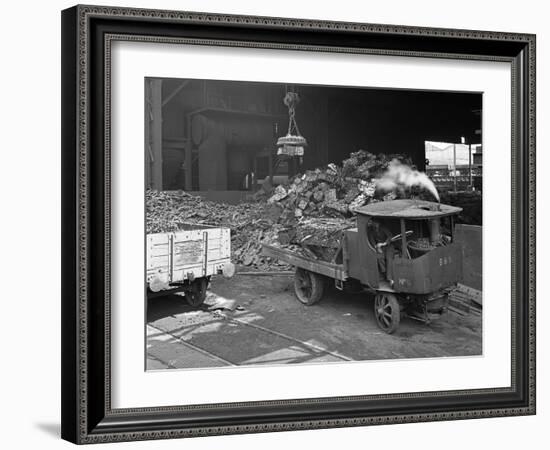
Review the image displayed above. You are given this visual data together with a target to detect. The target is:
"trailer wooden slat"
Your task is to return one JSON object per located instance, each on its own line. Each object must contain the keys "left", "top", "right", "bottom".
{"left": 262, "top": 244, "right": 347, "bottom": 280}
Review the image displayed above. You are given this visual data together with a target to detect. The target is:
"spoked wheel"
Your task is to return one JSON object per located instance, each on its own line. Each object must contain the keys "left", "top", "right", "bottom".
{"left": 374, "top": 292, "right": 401, "bottom": 334}
{"left": 186, "top": 278, "right": 208, "bottom": 307}
{"left": 294, "top": 268, "right": 324, "bottom": 305}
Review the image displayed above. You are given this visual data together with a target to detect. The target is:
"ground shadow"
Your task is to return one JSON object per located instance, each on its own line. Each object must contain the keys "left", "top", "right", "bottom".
{"left": 35, "top": 422, "right": 60, "bottom": 438}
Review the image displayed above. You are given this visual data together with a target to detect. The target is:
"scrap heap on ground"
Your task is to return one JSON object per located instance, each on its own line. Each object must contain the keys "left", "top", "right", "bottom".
{"left": 147, "top": 150, "right": 447, "bottom": 271}
{"left": 146, "top": 190, "right": 292, "bottom": 270}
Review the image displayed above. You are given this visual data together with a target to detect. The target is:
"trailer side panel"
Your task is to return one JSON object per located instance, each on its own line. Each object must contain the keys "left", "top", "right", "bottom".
{"left": 147, "top": 228, "right": 231, "bottom": 287}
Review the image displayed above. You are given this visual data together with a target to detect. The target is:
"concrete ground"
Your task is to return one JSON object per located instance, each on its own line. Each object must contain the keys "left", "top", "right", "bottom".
{"left": 147, "top": 273, "right": 482, "bottom": 370}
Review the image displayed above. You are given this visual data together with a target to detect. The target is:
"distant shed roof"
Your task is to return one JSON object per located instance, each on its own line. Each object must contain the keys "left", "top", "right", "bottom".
{"left": 355, "top": 199, "right": 462, "bottom": 219}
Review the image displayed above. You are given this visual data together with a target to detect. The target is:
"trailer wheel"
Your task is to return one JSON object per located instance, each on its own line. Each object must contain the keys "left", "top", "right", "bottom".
{"left": 294, "top": 268, "right": 324, "bottom": 305}
{"left": 374, "top": 293, "right": 401, "bottom": 334}
{"left": 186, "top": 278, "right": 208, "bottom": 307}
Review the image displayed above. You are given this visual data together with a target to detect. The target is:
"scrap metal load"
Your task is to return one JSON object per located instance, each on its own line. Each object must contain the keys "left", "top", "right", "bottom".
{"left": 278, "top": 217, "right": 355, "bottom": 262}
{"left": 268, "top": 150, "right": 414, "bottom": 222}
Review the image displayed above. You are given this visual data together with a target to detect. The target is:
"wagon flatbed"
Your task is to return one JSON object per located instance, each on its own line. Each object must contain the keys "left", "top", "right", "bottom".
{"left": 262, "top": 244, "right": 347, "bottom": 281}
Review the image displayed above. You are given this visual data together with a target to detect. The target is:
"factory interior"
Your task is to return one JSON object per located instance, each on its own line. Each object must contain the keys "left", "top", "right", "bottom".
{"left": 145, "top": 78, "right": 482, "bottom": 203}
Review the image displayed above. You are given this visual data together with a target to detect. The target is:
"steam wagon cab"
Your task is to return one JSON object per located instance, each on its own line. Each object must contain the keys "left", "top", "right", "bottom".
{"left": 348, "top": 199, "right": 463, "bottom": 332}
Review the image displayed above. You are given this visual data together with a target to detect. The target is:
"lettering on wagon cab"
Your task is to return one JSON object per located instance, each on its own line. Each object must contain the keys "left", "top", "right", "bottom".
{"left": 439, "top": 256, "right": 452, "bottom": 266}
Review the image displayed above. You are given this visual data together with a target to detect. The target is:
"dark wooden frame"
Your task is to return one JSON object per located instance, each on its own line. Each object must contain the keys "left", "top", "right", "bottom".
{"left": 61, "top": 4, "right": 536, "bottom": 444}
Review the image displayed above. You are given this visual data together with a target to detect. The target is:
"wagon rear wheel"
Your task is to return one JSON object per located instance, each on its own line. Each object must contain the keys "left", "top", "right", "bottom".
{"left": 374, "top": 292, "right": 401, "bottom": 334}
{"left": 294, "top": 268, "right": 324, "bottom": 305}
{"left": 186, "top": 278, "right": 208, "bottom": 307}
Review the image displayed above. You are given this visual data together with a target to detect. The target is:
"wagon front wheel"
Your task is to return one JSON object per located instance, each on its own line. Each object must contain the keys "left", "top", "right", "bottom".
{"left": 186, "top": 278, "right": 208, "bottom": 307}
{"left": 374, "top": 292, "right": 401, "bottom": 334}
{"left": 294, "top": 268, "right": 324, "bottom": 305}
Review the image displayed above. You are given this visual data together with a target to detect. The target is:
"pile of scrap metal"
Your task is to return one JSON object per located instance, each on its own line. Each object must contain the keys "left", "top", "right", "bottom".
{"left": 146, "top": 151, "right": 431, "bottom": 271}
{"left": 267, "top": 150, "right": 414, "bottom": 222}
{"left": 146, "top": 190, "right": 290, "bottom": 270}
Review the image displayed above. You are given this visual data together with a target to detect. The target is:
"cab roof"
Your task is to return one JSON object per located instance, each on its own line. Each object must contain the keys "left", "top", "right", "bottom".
{"left": 355, "top": 199, "right": 462, "bottom": 219}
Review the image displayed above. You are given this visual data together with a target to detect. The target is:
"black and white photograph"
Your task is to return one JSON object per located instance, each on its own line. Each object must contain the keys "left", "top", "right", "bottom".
{"left": 145, "top": 78, "right": 483, "bottom": 370}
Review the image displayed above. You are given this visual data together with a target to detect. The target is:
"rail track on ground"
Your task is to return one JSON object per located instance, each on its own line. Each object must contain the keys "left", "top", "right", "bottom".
{"left": 147, "top": 312, "right": 352, "bottom": 369}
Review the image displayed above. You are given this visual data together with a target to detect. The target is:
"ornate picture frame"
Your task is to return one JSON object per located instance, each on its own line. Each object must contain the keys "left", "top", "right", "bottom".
{"left": 61, "top": 5, "right": 535, "bottom": 444}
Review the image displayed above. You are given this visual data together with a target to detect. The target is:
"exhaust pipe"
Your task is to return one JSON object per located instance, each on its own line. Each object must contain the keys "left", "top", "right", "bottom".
{"left": 430, "top": 218, "right": 441, "bottom": 244}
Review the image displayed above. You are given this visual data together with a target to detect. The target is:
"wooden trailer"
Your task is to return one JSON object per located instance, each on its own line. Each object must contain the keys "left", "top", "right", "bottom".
{"left": 146, "top": 223, "right": 235, "bottom": 306}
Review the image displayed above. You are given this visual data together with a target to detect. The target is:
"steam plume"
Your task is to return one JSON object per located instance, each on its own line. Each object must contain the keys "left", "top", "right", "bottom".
{"left": 375, "top": 159, "right": 440, "bottom": 202}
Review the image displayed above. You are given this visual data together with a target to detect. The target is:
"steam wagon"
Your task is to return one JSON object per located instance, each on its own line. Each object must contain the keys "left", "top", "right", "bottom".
{"left": 263, "top": 199, "right": 463, "bottom": 333}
